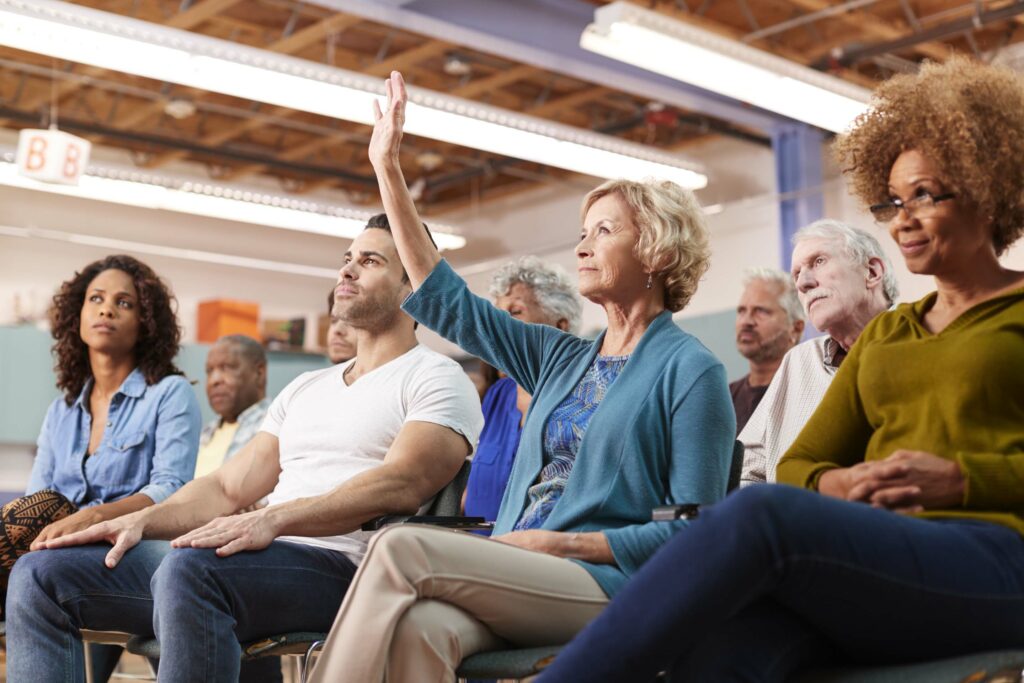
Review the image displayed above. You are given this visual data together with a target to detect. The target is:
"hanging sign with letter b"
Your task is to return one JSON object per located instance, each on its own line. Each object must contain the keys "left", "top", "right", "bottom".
{"left": 16, "top": 128, "right": 92, "bottom": 186}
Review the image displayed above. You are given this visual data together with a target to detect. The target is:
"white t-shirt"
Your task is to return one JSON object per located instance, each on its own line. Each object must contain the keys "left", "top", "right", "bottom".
{"left": 260, "top": 344, "right": 483, "bottom": 564}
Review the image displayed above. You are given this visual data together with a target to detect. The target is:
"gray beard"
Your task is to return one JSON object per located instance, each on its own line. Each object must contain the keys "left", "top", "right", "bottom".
{"left": 741, "top": 328, "right": 793, "bottom": 364}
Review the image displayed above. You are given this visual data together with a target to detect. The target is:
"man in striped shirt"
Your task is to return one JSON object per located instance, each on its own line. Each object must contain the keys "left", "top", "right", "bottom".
{"left": 740, "top": 219, "right": 897, "bottom": 485}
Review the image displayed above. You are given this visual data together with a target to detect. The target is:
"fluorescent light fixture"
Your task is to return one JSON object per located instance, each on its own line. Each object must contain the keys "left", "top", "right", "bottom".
{"left": 0, "top": 223, "right": 341, "bottom": 280}
{"left": 0, "top": 154, "right": 467, "bottom": 250}
{"left": 581, "top": 1, "right": 871, "bottom": 134}
{"left": 0, "top": 0, "right": 707, "bottom": 189}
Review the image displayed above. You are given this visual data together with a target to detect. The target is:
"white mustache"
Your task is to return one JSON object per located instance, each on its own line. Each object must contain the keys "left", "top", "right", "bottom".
{"left": 803, "top": 289, "right": 830, "bottom": 309}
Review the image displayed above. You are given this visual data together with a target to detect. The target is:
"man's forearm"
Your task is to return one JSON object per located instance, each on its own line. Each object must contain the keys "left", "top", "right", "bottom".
{"left": 264, "top": 467, "right": 424, "bottom": 539}
{"left": 138, "top": 475, "right": 241, "bottom": 539}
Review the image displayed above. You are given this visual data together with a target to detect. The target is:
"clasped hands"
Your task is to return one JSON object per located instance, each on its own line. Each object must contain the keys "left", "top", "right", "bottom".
{"left": 819, "top": 450, "right": 965, "bottom": 513}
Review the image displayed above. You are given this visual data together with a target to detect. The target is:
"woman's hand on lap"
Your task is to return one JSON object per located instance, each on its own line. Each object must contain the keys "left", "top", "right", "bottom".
{"left": 818, "top": 460, "right": 909, "bottom": 502}
{"left": 494, "top": 530, "right": 574, "bottom": 556}
{"left": 868, "top": 450, "right": 965, "bottom": 511}
{"left": 29, "top": 507, "right": 104, "bottom": 550}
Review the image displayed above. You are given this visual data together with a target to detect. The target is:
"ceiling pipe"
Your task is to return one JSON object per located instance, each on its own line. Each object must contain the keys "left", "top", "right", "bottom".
{"left": 823, "top": 0, "right": 1024, "bottom": 67}
{"left": 0, "top": 106, "right": 380, "bottom": 186}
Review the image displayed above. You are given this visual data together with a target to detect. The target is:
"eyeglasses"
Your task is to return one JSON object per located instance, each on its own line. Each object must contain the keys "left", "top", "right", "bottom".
{"left": 869, "top": 191, "right": 955, "bottom": 223}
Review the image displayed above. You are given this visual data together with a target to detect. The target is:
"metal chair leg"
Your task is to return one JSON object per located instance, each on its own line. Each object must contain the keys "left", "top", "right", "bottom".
{"left": 299, "top": 643, "right": 321, "bottom": 683}
{"left": 84, "top": 640, "right": 95, "bottom": 683}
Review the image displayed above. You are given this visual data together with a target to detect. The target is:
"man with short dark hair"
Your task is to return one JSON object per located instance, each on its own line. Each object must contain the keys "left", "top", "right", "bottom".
{"left": 8, "top": 215, "right": 484, "bottom": 683}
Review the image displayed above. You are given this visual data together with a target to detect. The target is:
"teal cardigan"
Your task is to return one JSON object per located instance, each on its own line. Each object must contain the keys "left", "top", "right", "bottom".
{"left": 404, "top": 260, "right": 735, "bottom": 596}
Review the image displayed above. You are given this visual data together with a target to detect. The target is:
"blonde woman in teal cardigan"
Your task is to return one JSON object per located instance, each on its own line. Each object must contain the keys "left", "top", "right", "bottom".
{"left": 306, "top": 71, "right": 735, "bottom": 683}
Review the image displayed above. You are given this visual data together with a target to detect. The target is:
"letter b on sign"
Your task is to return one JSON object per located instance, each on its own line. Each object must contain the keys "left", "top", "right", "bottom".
{"left": 16, "top": 129, "right": 92, "bottom": 186}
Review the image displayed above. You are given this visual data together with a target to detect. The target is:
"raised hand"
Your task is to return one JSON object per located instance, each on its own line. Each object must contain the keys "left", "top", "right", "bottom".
{"left": 170, "top": 508, "right": 278, "bottom": 558}
{"left": 35, "top": 512, "right": 146, "bottom": 569}
{"left": 369, "top": 71, "right": 408, "bottom": 171}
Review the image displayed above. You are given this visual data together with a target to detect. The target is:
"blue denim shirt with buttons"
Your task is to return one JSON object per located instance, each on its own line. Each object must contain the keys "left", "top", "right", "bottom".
{"left": 27, "top": 368, "right": 201, "bottom": 507}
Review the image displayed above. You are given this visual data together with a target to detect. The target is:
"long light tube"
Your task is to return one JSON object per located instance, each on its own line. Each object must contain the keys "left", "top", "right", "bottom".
{"left": 581, "top": 1, "right": 871, "bottom": 134}
{"left": 0, "top": 157, "right": 467, "bottom": 250}
{"left": 0, "top": 0, "right": 707, "bottom": 189}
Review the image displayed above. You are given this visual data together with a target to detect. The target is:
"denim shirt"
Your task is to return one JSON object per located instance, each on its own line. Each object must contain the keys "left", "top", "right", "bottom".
{"left": 27, "top": 368, "right": 201, "bottom": 507}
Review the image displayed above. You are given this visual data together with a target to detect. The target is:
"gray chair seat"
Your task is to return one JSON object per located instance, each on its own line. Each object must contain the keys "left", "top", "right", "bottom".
{"left": 125, "top": 631, "right": 327, "bottom": 661}
{"left": 456, "top": 645, "right": 563, "bottom": 679}
{"left": 797, "top": 650, "right": 1024, "bottom": 683}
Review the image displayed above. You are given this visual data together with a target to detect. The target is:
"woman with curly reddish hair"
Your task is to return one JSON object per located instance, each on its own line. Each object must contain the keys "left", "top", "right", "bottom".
{"left": 536, "top": 57, "right": 1024, "bottom": 683}
{"left": 0, "top": 254, "right": 201, "bottom": 618}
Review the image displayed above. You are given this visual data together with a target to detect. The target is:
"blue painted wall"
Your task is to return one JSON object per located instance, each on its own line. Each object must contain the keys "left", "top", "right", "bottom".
{"left": 1, "top": 309, "right": 750, "bottom": 445}
{"left": 675, "top": 310, "right": 747, "bottom": 383}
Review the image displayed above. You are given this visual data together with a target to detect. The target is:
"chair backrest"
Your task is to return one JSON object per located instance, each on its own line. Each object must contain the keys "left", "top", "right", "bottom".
{"left": 427, "top": 459, "right": 472, "bottom": 516}
{"left": 727, "top": 440, "right": 744, "bottom": 492}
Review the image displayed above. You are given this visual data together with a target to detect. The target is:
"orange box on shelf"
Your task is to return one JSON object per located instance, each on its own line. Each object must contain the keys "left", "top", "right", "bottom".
{"left": 196, "top": 300, "right": 260, "bottom": 343}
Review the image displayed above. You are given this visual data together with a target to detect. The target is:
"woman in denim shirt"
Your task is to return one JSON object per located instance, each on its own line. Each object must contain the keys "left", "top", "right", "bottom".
{"left": 0, "top": 254, "right": 201, "bottom": 617}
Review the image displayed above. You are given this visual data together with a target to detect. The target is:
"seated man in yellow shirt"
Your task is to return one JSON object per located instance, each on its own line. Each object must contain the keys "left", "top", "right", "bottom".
{"left": 200, "top": 334, "right": 279, "bottom": 682}
{"left": 196, "top": 335, "right": 271, "bottom": 480}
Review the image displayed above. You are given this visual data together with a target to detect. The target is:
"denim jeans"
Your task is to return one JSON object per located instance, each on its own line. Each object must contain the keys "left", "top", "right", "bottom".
{"left": 7, "top": 538, "right": 357, "bottom": 682}
{"left": 535, "top": 485, "right": 1024, "bottom": 683}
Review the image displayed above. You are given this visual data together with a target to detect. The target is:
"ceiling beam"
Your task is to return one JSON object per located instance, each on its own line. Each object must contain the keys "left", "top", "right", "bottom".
{"left": 309, "top": 0, "right": 787, "bottom": 132}
{"left": 267, "top": 13, "right": 363, "bottom": 54}
{"left": 142, "top": 11, "right": 369, "bottom": 168}
{"left": 450, "top": 64, "right": 542, "bottom": 98}
{"left": 165, "top": 0, "right": 247, "bottom": 30}
{"left": 364, "top": 39, "right": 452, "bottom": 76}
{"left": 528, "top": 86, "right": 613, "bottom": 117}
{"left": 12, "top": 0, "right": 247, "bottom": 118}
{"left": 774, "top": 0, "right": 952, "bottom": 62}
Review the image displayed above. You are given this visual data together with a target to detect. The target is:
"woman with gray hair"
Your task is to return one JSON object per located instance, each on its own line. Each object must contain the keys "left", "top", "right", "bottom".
{"left": 305, "top": 71, "right": 734, "bottom": 683}
{"left": 464, "top": 257, "right": 582, "bottom": 523}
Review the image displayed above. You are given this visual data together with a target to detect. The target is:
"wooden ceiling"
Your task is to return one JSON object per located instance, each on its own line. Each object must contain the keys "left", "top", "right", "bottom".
{"left": 1, "top": 0, "right": 1020, "bottom": 216}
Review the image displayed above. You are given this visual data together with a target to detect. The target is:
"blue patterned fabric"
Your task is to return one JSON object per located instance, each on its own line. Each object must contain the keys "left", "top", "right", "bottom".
{"left": 515, "top": 355, "right": 628, "bottom": 531}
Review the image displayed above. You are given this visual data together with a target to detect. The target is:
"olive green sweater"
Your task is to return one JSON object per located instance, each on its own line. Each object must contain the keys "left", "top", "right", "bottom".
{"left": 777, "top": 286, "right": 1024, "bottom": 534}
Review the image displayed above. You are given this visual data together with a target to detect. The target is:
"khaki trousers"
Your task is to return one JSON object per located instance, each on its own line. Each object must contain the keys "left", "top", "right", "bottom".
{"left": 307, "top": 525, "right": 609, "bottom": 683}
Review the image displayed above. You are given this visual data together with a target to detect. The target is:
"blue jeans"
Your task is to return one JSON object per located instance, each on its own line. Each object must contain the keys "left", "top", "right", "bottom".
{"left": 7, "top": 539, "right": 357, "bottom": 682}
{"left": 535, "top": 485, "right": 1024, "bottom": 683}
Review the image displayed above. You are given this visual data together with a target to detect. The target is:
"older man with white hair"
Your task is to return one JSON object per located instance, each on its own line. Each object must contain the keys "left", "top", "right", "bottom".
{"left": 739, "top": 219, "right": 897, "bottom": 485}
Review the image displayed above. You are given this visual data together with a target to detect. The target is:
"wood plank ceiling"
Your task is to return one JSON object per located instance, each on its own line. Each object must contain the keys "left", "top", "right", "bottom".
{"left": 1, "top": 0, "right": 1020, "bottom": 217}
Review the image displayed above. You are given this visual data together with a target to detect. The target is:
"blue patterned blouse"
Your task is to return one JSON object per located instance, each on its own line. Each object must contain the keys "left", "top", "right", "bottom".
{"left": 514, "top": 354, "right": 629, "bottom": 531}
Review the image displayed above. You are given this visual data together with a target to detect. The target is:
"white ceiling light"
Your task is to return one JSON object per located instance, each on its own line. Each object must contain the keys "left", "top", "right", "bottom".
{"left": 581, "top": 1, "right": 871, "bottom": 134}
{"left": 0, "top": 155, "right": 467, "bottom": 250}
{"left": 0, "top": 0, "right": 707, "bottom": 189}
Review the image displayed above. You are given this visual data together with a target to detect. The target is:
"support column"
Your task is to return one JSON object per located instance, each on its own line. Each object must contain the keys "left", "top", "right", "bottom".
{"left": 772, "top": 123, "right": 825, "bottom": 271}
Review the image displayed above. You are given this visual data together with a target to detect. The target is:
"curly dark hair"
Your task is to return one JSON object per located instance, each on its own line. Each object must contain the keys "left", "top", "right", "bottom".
{"left": 50, "top": 254, "right": 184, "bottom": 404}
{"left": 834, "top": 56, "right": 1024, "bottom": 255}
